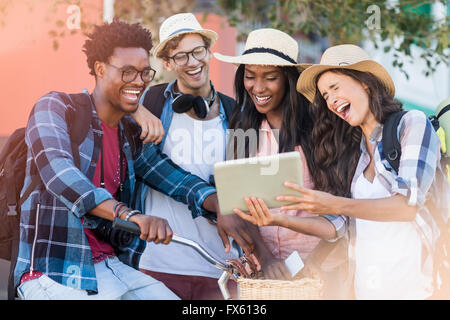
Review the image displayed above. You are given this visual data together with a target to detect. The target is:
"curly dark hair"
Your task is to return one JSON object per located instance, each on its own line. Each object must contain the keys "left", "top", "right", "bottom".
{"left": 83, "top": 18, "right": 153, "bottom": 76}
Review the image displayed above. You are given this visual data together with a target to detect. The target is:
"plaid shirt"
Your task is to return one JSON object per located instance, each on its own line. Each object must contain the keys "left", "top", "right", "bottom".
{"left": 336, "top": 110, "right": 449, "bottom": 284}
{"left": 14, "top": 91, "right": 216, "bottom": 293}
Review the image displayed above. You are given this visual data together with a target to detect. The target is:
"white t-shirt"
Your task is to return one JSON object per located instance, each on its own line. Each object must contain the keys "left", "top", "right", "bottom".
{"left": 139, "top": 112, "right": 239, "bottom": 278}
{"left": 353, "top": 174, "right": 433, "bottom": 299}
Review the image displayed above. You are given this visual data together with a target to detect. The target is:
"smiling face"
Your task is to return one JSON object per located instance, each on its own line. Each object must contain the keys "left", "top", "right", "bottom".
{"left": 317, "top": 70, "right": 375, "bottom": 127}
{"left": 163, "top": 33, "right": 211, "bottom": 95}
{"left": 98, "top": 47, "right": 150, "bottom": 114}
{"left": 243, "top": 65, "right": 286, "bottom": 121}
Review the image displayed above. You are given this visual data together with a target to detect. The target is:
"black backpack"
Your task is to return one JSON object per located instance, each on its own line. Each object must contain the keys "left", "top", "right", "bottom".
{"left": 382, "top": 110, "right": 450, "bottom": 298}
{"left": 0, "top": 91, "right": 92, "bottom": 299}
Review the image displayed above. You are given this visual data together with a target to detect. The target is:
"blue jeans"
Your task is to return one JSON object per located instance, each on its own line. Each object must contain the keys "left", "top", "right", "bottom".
{"left": 17, "top": 257, "right": 180, "bottom": 300}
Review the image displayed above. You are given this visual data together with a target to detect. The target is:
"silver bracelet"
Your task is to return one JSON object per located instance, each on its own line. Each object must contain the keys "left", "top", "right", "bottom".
{"left": 124, "top": 210, "right": 141, "bottom": 221}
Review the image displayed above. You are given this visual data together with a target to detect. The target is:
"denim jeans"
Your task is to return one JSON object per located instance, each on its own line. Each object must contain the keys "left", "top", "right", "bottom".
{"left": 17, "top": 257, "right": 180, "bottom": 300}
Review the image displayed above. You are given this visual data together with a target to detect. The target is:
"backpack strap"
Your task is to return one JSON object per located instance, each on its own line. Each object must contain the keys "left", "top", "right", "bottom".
{"left": 382, "top": 111, "right": 408, "bottom": 173}
{"left": 1, "top": 129, "right": 27, "bottom": 216}
{"left": 217, "top": 92, "right": 236, "bottom": 121}
{"left": 17, "top": 92, "right": 92, "bottom": 208}
{"left": 142, "top": 83, "right": 169, "bottom": 119}
{"left": 62, "top": 93, "right": 93, "bottom": 168}
{"left": 430, "top": 103, "right": 450, "bottom": 133}
{"left": 120, "top": 116, "right": 141, "bottom": 158}
{"left": 436, "top": 103, "right": 450, "bottom": 121}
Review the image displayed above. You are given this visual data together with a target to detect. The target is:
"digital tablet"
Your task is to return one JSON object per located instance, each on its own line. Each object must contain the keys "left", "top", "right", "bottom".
{"left": 213, "top": 151, "right": 303, "bottom": 215}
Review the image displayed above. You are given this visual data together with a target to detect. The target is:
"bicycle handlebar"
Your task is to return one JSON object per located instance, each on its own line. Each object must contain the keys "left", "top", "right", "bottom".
{"left": 112, "top": 218, "right": 141, "bottom": 234}
{"left": 111, "top": 218, "right": 229, "bottom": 270}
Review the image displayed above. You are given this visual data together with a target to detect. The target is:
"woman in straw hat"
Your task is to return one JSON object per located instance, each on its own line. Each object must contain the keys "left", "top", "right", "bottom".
{"left": 215, "top": 29, "right": 344, "bottom": 281}
{"left": 238, "top": 44, "right": 448, "bottom": 299}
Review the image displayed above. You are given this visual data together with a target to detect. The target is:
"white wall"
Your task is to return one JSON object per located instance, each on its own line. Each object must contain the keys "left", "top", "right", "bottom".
{"left": 365, "top": 41, "right": 449, "bottom": 112}
{"left": 103, "top": 0, "right": 115, "bottom": 23}
{"left": 363, "top": 1, "right": 449, "bottom": 112}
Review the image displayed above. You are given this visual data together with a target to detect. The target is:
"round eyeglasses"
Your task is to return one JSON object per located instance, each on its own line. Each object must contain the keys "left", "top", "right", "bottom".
{"left": 107, "top": 63, "right": 156, "bottom": 83}
{"left": 169, "top": 45, "right": 208, "bottom": 66}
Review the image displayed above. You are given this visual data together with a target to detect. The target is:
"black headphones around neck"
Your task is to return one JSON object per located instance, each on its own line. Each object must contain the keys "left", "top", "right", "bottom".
{"left": 171, "top": 84, "right": 217, "bottom": 119}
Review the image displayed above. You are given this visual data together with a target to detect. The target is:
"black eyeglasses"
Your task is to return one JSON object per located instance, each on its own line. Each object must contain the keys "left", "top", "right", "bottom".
{"left": 169, "top": 45, "right": 208, "bottom": 66}
{"left": 107, "top": 63, "right": 156, "bottom": 83}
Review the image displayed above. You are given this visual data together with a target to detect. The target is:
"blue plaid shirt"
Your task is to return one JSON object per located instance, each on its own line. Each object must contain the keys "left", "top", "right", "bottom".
{"left": 14, "top": 91, "right": 216, "bottom": 293}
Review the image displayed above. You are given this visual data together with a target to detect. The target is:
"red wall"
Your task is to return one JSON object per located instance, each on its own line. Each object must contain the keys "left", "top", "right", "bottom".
{"left": 197, "top": 13, "right": 236, "bottom": 98}
{"left": 0, "top": 2, "right": 237, "bottom": 137}
{"left": 0, "top": 0, "right": 103, "bottom": 136}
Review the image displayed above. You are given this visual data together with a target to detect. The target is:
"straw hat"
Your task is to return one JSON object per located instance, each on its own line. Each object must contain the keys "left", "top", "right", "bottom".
{"left": 297, "top": 44, "right": 395, "bottom": 102}
{"left": 214, "top": 28, "right": 311, "bottom": 69}
{"left": 153, "top": 13, "right": 218, "bottom": 58}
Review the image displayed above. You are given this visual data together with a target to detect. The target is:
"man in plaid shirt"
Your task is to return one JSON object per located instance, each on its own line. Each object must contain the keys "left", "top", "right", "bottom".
{"left": 13, "top": 19, "right": 222, "bottom": 300}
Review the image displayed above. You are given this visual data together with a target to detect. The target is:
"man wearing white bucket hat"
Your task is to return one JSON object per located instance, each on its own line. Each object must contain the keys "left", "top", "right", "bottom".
{"left": 137, "top": 13, "right": 252, "bottom": 300}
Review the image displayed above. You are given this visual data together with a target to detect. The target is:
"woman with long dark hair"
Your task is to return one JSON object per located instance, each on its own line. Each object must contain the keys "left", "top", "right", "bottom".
{"left": 228, "top": 64, "right": 313, "bottom": 159}
{"left": 215, "top": 29, "right": 342, "bottom": 280}
{"left": 236, "top": 44, "right": 448, "bottom": 299}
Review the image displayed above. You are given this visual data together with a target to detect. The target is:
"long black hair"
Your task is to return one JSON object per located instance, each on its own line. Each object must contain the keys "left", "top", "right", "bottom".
{"left": 228, "top": 64, "right": 314, "bottom": 174}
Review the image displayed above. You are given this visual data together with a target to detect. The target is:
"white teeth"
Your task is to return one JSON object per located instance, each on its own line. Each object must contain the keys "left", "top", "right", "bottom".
{"left": 187, "top": 67, "right": 202, "bottom": 75}
{"left": 337, "top": 102, "right": 349, "bottom": 113}
{"left": 123, "top": 89, "right": 140, "bottom": 94}
{"left": 254, "top": 95, "right": 271, "bottom": 103}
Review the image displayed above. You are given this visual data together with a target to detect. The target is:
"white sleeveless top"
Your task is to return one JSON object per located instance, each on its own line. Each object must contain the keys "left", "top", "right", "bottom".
{"left": 353, "top": 173, "right": 432, "bottom": 299}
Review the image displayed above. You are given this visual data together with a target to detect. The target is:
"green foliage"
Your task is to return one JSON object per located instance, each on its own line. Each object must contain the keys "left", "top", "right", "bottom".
{"left": 0, "top": 0, "right": 447, "bottom": 78}
{"left": 113, "top": 0, "right": 197, "bottom": 43}
{"left": 216, "top": 0, "right": 449, "bottom": 78}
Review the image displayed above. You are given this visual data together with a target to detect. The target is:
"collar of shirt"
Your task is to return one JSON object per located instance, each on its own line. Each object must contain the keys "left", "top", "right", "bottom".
{"left": 359, "top": 122, "right": 383, "bottom": 154}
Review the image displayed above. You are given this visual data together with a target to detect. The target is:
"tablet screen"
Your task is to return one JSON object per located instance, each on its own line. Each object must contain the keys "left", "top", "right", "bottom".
{"left": 213, "top": 151, "right": 303, "bottom": 215}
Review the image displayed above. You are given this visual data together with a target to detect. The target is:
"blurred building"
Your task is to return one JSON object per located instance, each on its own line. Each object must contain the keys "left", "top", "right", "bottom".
{"left": 0, "top": 0, "right": 448, "bottom": 148}
{"left": 0, "top": 0, "right": 237, "bottom": 151}
{"left": 361, "top": 2, "right": 449, "bottom": 116}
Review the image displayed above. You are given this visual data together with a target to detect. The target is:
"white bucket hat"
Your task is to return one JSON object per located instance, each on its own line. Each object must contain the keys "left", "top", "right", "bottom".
{"left": 214, "top": 28, "right": 311, "bottom": 70}
{"left": 153, "top": 13, "right": 218, "bottom": 58}
{"left": 297, "top": 44, "right": 395, "bottom": 102}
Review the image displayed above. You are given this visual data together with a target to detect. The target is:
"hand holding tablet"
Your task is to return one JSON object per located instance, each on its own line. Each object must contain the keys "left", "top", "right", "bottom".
{"left": 213, "top": 151, "right": 304, "bottom": 215}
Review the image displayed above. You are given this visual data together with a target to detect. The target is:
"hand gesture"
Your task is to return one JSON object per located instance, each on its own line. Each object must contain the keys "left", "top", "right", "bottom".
{"left": 216, "top": 211, "right": 255, "bottom": 256}
{"left": 233, "top": 197, "right": 286, "bottom": 227}
{"left": 277, "top": 182, "right": 340, "bottom": 215}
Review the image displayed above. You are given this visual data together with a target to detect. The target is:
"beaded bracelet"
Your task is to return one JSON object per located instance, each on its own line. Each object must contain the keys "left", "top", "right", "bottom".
{"left": 125, "top": 210, "right": 141, "bottom": 221}
{"left": 113, "top": 202, "right": 126, "bottom": 219}
{"left": 117, "top": 206, "right": 131, "bottom": 220}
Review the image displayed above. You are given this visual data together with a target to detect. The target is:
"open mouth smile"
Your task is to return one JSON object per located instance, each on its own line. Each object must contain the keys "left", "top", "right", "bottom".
{"left": 186, "top": 67, "right": 202, "bottom": 76}
{"left": 335, "top": 102, "right": 350, "bottom": 119}
{"left": 121, "top": 88, "right": 143, "bottom": 103}
{"left": 253, "top": 95, "right": 272, "bottom": 105}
